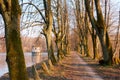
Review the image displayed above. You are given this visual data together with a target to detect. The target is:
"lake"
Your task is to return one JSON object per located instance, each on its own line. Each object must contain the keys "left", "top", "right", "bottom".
{"left": 0, "top": 52, "right": 48, "bottom": 77}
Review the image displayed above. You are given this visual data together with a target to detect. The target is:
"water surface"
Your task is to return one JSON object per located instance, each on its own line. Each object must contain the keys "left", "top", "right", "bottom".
{"left": 0, "top": 52, "right": 48, "bottom": 77}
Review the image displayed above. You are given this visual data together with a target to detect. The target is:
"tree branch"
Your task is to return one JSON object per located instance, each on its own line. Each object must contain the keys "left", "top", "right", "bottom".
{"left": 21, "top": 2, "right": 47, "bottom": 24}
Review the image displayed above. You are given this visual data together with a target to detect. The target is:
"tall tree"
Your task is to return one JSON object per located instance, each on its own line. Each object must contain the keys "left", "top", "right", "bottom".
{"left": 73, "top": 0, "right": 90, "bottom": 56}
{"left": 21, "top": 0, "right": 57, "bottom": 64}
{"left": 63, "top": 0, "right": 70, "bottom": 55}
{"left": 89, "top": 0, "right": 99, "bottom": 59}
{"left": 53, "top": 0, "right": 70, "bottom": 61}
{"left": 43, "top": 0, "right": 57, "bottom": 64}
{"left": 53, "top": 0, "right": 65, "bottom": 61}
{"left": 0, "top": 0, "right": 28, "bottom": 80}
{"left": 85, "top": 0, "right": 113, "bottom": 65}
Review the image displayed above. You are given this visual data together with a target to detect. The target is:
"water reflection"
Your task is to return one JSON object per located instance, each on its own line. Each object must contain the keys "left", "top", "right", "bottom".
{"left": 0, "top": 52, "right": 48, "bottom": 77}
{"left": 0, "top": 53, "right": 8, "bottom": 77}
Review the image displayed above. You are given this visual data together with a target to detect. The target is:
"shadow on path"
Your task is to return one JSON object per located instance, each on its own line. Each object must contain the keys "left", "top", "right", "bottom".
{"left": 59, "top": 52, "right": 103, "bottom": 80}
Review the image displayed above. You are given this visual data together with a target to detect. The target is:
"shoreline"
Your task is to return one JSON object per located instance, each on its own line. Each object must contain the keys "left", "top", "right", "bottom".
{"left": 0, "top": 52, "right": 120, "bottom": 80}
{"left": 0, "top": 52, "right": 48, "bottom": 78}
{"left": 0, "top": 56, "right": 47, "bottom": 80}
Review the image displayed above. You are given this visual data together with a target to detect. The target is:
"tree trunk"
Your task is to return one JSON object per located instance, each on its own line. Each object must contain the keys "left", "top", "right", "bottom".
{"left": 56, "top": 40, "right": 64, "bottom": 61}
{"left": 65, "top": 35, "right": 70, "bottom": 55}
{"left": 45, "top": 33, "right": 57, "bottom": 64}
{"left": 84, "top": 36, "right": 90, "bottom": 57}
{"left": 62, "top": 0, "right": 70, "bottom": 56}
{"left": 99, "top": 32, "right": 113, "bottom": 64}
{"left": 43, "top": 0, "right": 57, "bottom": 64}
{"left": 92, "top": 33, "right": 99, "bottom": 59}
{"left": 85, "top": 0, "right": 113, "bottom": 65}
{"left": 0, "top": 1, "right": 29, "bottom": 80}
{"left": 5, "top": 19, "right": 28, "bottom": 80}
{"left": 84, "top": 13, "right": 90, "bottom": 57}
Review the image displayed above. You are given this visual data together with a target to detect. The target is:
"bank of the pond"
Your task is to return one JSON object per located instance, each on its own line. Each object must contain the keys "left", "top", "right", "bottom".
{"left": 0, "top": 56, "right": 47, "bottom": 80}
{"left": 1, "top": 52, "right": 119, "bottom": 80}
{"left": 0, "top": 52, "right": 99, "bottom": 80}
{"left": 0, "top": 52, "right": 48, "bottom": 77}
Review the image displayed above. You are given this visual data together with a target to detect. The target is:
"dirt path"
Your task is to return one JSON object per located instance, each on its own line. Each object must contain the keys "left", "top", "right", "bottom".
{"left": 1, "top": 52, "right": 119, "bottom": 80}
{"left": 60, "top": 52, "right": 103, "bottom": 80}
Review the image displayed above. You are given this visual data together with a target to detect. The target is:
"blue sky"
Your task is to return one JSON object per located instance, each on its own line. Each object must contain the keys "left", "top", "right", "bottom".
{"left": 0, "top": 0, "right": 120, "bottom": 37}
{"left": 21, "top": 0, "right": 120, "bottom": 37}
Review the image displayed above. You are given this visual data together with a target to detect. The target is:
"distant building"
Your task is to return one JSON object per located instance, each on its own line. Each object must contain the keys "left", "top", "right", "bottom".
{"left": 32, "top": 46, "right": 41, "bottom": 56}
{"left": 32, "top": 46, "right": 41, "bottom": 64}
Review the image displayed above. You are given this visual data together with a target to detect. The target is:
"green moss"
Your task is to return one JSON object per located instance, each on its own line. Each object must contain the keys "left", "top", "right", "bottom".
{"left": 6, "top": 18, "right": 28, "bottom": 80}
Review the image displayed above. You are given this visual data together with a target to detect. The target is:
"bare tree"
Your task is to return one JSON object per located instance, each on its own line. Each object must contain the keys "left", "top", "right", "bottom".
{"left": 52, "top": 0, "right": 65, "bottom": 61}
{"left": 72, "top": 0, "right": 90, "bottom": 56}
{"left": 85, "top": 0, "right": 113, "bottom": 65}
{"left": 42, "top": 0, "right": 57, "bottom": 64}
{"left": 0, "top": 0, "right": 28, "bottom": 79}
{"left": 21, "top": 0, "right": 57, "bottom": 64}
{"left": 62, "top": 0, "right": 70, "bottom": 56}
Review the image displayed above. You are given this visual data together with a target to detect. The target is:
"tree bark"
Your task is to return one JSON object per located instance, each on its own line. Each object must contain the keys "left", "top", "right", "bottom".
{"left": 84, "top": 12, "right": 90, "bottom": 57}
{"left": 85, "top": 0, "right": 113, "bottom": 65}
{"left": 43, "top": 0, "right": 57, "bottom": 64}
{"left": 56, "top": 40, "right": 64, "bottom": 61}
{"left": 45, "top": 32, "right": 57, "bottom": 64}
{"left": 0, "top": 0, "right": 28, "bottom": 80}
{"left": 92, "top": 34, "right": 99, "bottom": 59}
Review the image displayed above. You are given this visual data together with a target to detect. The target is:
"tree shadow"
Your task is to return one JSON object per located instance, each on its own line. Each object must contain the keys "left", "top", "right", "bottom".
{"left": 39, "top": 73, "right": 69, "bottom": 80}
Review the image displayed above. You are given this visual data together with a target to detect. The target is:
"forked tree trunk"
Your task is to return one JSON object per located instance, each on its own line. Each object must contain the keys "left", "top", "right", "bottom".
{"left": 85, "top": 0, "right": 113, "bottom": 65}
{"left": 95, "top": 0, "right": 113, "bottom": 65}
{"left": 54, "top": 0, "right": 65, "bottom": 61}
{"left": 0, "top": 0, "right": 28, "bottom": 80}
{"left": 43, "top": 0, "right": 57, "bottom": 64}
{"left": 90, "top": 0, "right": 99, "bottom": 60}
{"left": 98, "top": 32, "right": 113, "bottom": 64}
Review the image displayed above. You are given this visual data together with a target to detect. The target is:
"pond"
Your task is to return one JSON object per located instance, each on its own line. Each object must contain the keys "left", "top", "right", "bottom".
{"left": 0, "top": 52, "right": 48, "bottom": 77}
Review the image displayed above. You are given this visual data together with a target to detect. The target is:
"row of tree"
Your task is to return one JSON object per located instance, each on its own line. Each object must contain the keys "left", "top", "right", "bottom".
{"left": 0, "top": 0, "right": 119, "bottom": 80}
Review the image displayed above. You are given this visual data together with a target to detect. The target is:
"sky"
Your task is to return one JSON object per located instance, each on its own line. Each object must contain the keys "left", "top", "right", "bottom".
{"left": 20, "top": 0, "right": 120, "bottom": 37}
{"left": 0, "top": 0, "right": 120, "bottom": 37}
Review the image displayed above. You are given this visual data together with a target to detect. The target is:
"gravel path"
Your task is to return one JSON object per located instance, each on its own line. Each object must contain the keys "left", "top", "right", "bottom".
{"left": 61, "top": 52, "right": 103, "bottom": 80}
{"left": 2, "top": 52, "right": 117, "bottom": 80}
